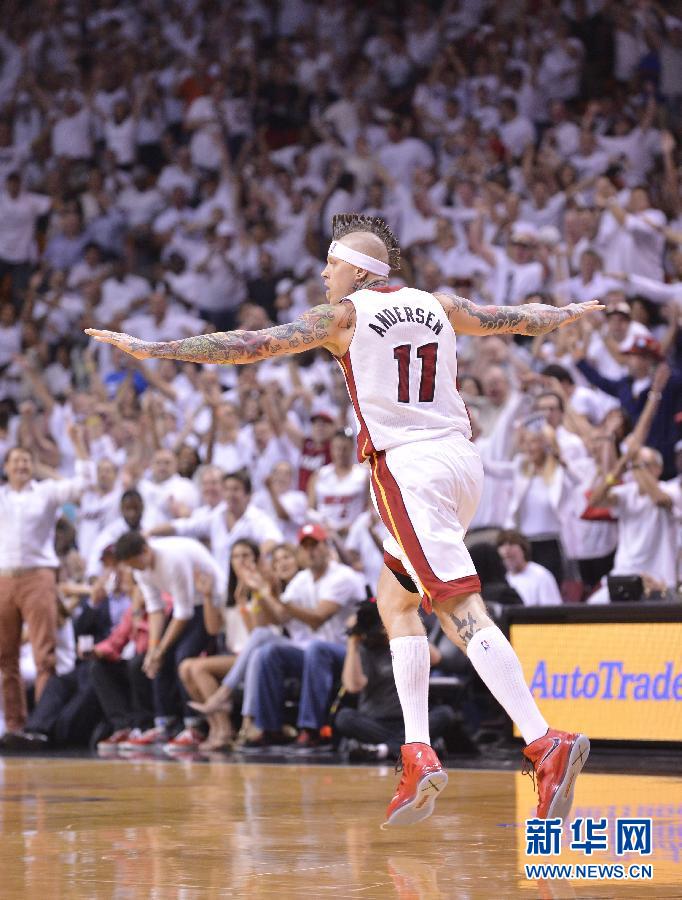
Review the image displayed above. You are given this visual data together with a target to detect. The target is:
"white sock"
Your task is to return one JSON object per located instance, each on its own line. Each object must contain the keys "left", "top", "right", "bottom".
{"left": 467, "top": 625, "right": 548, "bottom": 745}
{"left": 389, "top": 635, "right": 431, "bottom": 745}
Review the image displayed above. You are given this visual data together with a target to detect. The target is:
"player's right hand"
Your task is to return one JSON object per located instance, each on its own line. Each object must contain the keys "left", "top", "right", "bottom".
{"left": 85, "top": 328, "right": 151, "bottom": 360}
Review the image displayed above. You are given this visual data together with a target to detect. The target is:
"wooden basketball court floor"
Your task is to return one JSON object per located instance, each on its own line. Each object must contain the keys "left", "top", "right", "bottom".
{"left": 0, "top": 756, "right": 679, "bottom": 899}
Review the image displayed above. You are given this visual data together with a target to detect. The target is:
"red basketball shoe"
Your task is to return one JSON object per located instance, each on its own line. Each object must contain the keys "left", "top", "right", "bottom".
{"left": 382, "top": 742, "right": 448, "bottom": 828}
{"left": 523, "top": 728, "right": 590, "bottom": 820}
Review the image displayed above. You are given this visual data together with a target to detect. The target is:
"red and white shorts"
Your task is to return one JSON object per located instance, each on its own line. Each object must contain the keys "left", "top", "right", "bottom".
{"left": 369, "top": 432, "right": 483, "bottom": 613}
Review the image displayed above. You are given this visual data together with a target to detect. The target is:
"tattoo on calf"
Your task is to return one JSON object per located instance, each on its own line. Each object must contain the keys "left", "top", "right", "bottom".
{"left": 449, "top": 611, "right": 479, "bottom": 645}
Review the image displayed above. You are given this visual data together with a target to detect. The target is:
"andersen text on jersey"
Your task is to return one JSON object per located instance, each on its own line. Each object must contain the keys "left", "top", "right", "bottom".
{"left": 368, "top": 306, "right": 445, "bottom": 338}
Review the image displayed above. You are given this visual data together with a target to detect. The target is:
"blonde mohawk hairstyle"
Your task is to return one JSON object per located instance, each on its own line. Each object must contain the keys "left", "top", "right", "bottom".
{"left": 331, "top": 213, "right": 401, "bottom": 270}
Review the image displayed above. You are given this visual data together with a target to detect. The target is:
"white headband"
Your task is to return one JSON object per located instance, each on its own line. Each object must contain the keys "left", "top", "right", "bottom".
{"left": 328, "top": 240, "right": 390, "bottom": 277}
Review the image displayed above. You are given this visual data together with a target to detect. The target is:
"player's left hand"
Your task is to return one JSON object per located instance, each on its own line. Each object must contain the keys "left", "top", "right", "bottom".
{"left": 560, "top": 300, "right": 605, "bottom": 326}
{"left": 85, "top": 328, "right": 151, "bottom": 359}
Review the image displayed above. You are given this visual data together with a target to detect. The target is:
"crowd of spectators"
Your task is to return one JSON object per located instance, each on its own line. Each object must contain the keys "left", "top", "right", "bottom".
{"left": 0, "top": 0, "right": 681, "bottom": 758}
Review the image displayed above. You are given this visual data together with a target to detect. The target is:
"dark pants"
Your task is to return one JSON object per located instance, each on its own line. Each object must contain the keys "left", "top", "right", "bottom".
{"left": 153, "top": 607, "right": 211, "bottom": 719}
{"left": 0, "top": 258, "right": 32, "bottom": 310}
{"left": 335, "top": 705, "right": 456, "bottom": 756}
{"left": 529, "top": 538, "right": 563, "bottom": 585}
{"left": 254, "top": 640, "right": 346, "bottom": 732}
{"left": 90, "top": 653, "right": 154, "bottom": 732}
{"left": 26, "top": 662, "right": 101, "bottom": 746}
{"left": 578, "top": 550, "right": 616, "bottom": 590}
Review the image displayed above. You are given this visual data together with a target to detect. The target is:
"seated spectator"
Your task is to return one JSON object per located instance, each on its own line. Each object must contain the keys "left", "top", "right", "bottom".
{"left": 496, "top": 530, "right": 563, "bottom": 607}
{"left": 246, "top": 524, "right": 365, "bottom": 749}
{"left": 179, "top": 539, "right": 280, "bottom": 752}
{"left": 189, "top": 542, "right": 301, "bottom": 748}
{"left": 336, "top": 599, "right": 455, "bottom": 762}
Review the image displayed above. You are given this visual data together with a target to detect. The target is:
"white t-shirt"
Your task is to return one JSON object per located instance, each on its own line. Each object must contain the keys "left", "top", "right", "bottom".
{"left": 0, "top": 190, "right": 51, "bottom": 262}
{"left": 139, "top": 474, "right": 200, "bottom": 530}
{"left": 314, "top": 463, "right": 369, "bottom": 532}
{"left": 251, "top": 487, "right": 309, "bottom": 544}
{"left": 173, "top": 501, "right": 283, "bottom": 566}
{"left": 77, "top": 486, "right": 122, "bottom": 561}
{"left": 280, "top": 560, "right": 365, "bottom": 645}
{"left": 134, "top": 536, "right": 226, "bottom": 620}
{"left": 609, "top": 481, "right": 679, "bottom": 587}
{"left": 52, "top": 108, "right": 93, "bottom": 159}
{"left": 104, "top": 116, "right": 136, "bottom": 166}
{"left": 507, "top": 561, "right": 563, "bottom": 607}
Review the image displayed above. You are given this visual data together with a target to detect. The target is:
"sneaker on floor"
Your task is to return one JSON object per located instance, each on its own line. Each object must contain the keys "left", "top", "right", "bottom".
{"left": 119, "top": 726, "right": 167, "bottom": 750}
{"left": 97, "top": 728, "right": 131, "bottom": 754}
{"left": 523, "top": 728, "right": 590, "bottom": 820}
{"left": 382, "top": 742, "right": 448, "bottom": 828}
{"left": 163, "top": 727, "right": 204, "bottom": 754}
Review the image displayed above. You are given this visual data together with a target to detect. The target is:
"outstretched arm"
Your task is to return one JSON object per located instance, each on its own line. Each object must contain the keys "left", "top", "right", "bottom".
{"left": 434, "top": 293, "right": 603, "bottom": 337}
{"left": 85, "top": 303, "right": 356, "bottom": 363}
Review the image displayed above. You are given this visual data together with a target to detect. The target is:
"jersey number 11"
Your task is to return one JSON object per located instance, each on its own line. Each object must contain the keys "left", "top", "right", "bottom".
{"left": 393, "top": 342, "right": 438, "bottom": 403}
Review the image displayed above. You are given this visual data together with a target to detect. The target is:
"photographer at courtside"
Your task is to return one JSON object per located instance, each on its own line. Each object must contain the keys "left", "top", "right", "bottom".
{"left": 336, "top": 599, "right": 455, "bottom": 762}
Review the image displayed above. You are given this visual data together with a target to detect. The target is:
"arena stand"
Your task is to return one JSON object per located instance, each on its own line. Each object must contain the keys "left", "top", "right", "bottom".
{"left": 0, "top": 0, "right": 680, "bottom": 755}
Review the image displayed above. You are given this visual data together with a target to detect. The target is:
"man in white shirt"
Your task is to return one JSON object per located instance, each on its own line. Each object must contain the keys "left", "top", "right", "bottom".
{"left": 589, "top": 447, "right": 679, "bottom": 593}
{"left": 497, "top": 530, "right": 563, "bottom": 607}
{"left": 86, "top": 489, "right": 144, "bottom": 579}
{"left": 250, "top": 523, "right": 365, "bottom": 748}
{"left": 77, "top": 458, "right": 121, "bottom": 562}
{"left": 152, "top": 469, "right": 283, "bottom": 565}
{"left": 498, "top": 97, "right": 534, "bottom": 160}
{"left": 251, "top": 460, "right": 309, "bottom": 544}
{"left": 585, "top": 297, "right": 651, "bottom": 380}
{"left": 0, "top": 172, "right": 51, "bottom": 304}
{"left": 138, "top": 448, "right": 199, "bottom": 530}
{"left": 114, "top": 532, "right": 226, "bottom": 747}
{"left": 98, "top": 257, "right": 150, "bottom": 322}
{"left": 0, "top": 425, "right": 94, "bottom": 736}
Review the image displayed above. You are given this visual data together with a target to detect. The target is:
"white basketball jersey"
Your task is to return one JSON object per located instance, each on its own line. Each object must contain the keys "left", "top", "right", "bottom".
{"left": 337, "top": 286, "right": 471, "bottom": 460}
{"left": 314, "top": 462, "right": 370, "bottom": 530}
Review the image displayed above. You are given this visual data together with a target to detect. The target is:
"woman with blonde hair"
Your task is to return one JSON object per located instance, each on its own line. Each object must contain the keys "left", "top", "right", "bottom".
{"left": 484, "top": 417, "right": 585, "bottom": 585}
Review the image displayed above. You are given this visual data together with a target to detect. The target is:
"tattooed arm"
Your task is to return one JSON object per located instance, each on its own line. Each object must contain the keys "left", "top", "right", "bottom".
{"left": 434, "top": 292, "right": 603, "bottom": 337}
{"left": 85, "top": 303, "right": 356, "bottom": 363}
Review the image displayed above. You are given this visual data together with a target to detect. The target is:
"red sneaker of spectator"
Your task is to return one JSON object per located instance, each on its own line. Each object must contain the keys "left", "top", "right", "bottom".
{"left": 120, "top": 726, "right": 168, "bottom": 750}
{"left": 522, "top": 728, "right": 590, "bottom": 819}
{"left": 163, "top": 727, "right": 204, "bottom": 754}
{"left": 97, "top": 728, "right": 131, "bottom": 754}
{"left": 382, "top": 742, "right": 448, "bottom": 828}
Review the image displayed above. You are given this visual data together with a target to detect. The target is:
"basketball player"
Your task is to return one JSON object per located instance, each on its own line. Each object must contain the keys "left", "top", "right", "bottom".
{"left": 86, "top": 214, "right": 597, "bottom": 828}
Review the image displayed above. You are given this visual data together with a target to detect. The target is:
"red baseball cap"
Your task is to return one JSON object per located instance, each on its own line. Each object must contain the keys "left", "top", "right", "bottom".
{"left": 623, "top": 335, "right": 662, "bottom": 360}
{"left": 297, "top": 523, "right": 328, "bottom": 544}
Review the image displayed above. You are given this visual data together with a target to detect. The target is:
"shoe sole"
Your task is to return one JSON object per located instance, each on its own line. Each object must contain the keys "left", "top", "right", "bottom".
{"left": 381, "top": 769, "right": 449, "bottom": 828}
{"left": 547, "top": 734, "right": 590, "bottom": 820}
